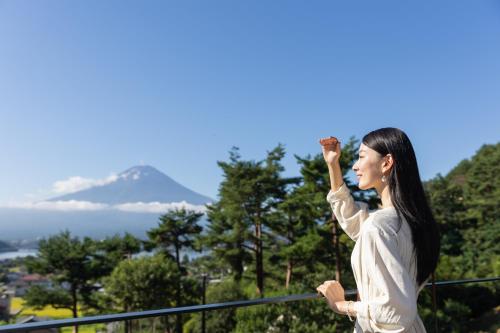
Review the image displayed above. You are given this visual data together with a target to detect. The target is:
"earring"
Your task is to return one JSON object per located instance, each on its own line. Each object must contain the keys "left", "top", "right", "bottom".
{"left": 381, "top": 175, "right": 387, "bottom": 183}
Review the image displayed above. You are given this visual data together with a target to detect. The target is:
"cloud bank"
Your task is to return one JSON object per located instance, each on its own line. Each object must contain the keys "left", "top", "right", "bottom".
{"left": 2, "top": 200, "right": 108, "bottom": 212}
{"left": 115, "top": 201, "right": 207, "bottom": 214}
{"left": 1, "top": 200, "right": 208, "bottom": 214}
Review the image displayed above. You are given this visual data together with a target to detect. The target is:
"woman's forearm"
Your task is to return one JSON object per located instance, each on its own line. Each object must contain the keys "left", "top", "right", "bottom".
{"left": 328, "top": 162, "right": 344, "bottom": 192}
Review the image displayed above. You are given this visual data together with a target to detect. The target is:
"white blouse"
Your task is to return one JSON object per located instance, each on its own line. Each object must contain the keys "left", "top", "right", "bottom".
{"left": 327, "top": 183, "right": 427, "bottom": 333}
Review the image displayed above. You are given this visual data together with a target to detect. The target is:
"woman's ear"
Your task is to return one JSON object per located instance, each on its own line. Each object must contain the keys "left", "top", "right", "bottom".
{"left": 382, "top": 154, "right": 394, "bottom": 173}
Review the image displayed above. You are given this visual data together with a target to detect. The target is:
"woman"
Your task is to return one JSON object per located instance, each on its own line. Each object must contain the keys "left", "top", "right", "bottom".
{"left": 316, "top": 128, "right": 440, "bottom": 332}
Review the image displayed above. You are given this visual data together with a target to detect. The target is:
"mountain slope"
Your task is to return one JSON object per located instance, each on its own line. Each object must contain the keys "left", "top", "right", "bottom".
{"left": 49, "top": 165, "right": 213, "bottom": 205}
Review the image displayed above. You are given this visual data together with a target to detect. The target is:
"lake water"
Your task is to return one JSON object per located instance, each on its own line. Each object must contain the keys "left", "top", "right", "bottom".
{"left": 0, "top": 249, "right": 202, "bottom": 261}
{"left": 0, "top": 249, "right": 38, "bottom": 260}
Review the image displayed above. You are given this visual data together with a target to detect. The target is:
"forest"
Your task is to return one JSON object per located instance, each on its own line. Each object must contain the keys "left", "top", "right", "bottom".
{"left": 2, "top": 138, "right": 498, "bottom": 333}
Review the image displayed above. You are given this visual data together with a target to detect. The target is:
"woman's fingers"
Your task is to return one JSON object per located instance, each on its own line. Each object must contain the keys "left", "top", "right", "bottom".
{"left": 317, "top": 281, "right": 346, "bottom": 311}
{"left": 317, "top": 280, "right": 337, "bottom": 294}
{"left": 317, "top": 281, "right": 344, "bottom": 296}
{"left": 319, "top": 137, "right": 339, "bottom": 146}
{"left": 323, "top": 143, "right": 336, "bottom": 151}
{"left": 316, "top": 285, "right": 326, "bottom": 295}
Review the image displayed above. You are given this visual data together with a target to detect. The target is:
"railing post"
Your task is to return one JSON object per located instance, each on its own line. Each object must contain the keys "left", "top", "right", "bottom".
{"left": 201, "top": 273, "right": 207, "bottom": 333}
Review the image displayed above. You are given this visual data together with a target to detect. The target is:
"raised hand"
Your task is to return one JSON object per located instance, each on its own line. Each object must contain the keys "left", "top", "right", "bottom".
{"left": 320, "top": 137, "right": 341, "bottom": 166}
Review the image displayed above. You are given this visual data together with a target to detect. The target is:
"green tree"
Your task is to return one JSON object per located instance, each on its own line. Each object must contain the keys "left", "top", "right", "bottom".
{"left": 25, "top": 231, "right": 101, "bottom": 333}
{"left": 267, "top": 183, "right": 316, "bottom": 289}
{"left": 425, "top": 143, "right": 500, "bottom": 279}
{"left": 204, "top": 200, "right": 252, "bottom": 281}
{"left": 147, "top": 208, "right": 203, "bottom": 333}
{"left": 97, "top": 232, "right": 141, "bottom": 261}
{"left": 104, "top": 254, "right": 181, "bottom": 333}
{"left": 424, "top": 142, "right": 500, "bottom": 331}
{"left": 205, "top": 145, "right": 288, "bottom": 296}
{"left": 92, "top": 232, "right": 142, "bottom": 282}
{"left": 184, "top": 279, "right": 246, "bottom": 333}
{"left": 148, "top": 208, "right": 203, "bottom": 270}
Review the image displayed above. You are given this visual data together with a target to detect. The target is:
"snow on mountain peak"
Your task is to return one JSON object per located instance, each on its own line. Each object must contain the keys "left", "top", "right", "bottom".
{"left": 118, "top": 165, "right": 160, "bottom": 181}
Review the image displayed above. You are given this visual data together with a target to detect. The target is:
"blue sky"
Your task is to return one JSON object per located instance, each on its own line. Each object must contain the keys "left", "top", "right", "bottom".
{"left": 0, "top": 0, "right": 499, "bottom": 203}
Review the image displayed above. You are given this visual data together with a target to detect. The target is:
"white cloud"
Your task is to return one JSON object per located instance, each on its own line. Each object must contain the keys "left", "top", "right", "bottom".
{"left": 52, "top": 174, "right": 119, "bottom": 194}
{"left": 114, "top": 201, "right": 208, "bottom": 214}
{"left": 3, "top": 200, "right": 109, "bottom": 211}
{"left": 1, "top": 200, "right": 208, "bottom": 214}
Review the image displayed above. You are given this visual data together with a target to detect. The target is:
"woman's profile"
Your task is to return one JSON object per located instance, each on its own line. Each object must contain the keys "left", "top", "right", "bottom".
{"left": 316, "top": 127, "right": 440, "bottom": 332}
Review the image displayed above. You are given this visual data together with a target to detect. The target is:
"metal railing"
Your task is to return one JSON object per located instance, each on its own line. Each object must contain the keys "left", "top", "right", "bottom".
{"left": 1, "top": 277, "right": 498, "bottom": 332}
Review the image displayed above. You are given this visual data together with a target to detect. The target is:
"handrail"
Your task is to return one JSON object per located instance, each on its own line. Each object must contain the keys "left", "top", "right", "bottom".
{"left": 1, "top": 277, "right": 498, "bottom": 332}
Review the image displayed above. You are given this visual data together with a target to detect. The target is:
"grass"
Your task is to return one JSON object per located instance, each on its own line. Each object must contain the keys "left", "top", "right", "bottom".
{"left": 10, "top": 297, "right": 105, "bottom": 332}
{"left": 11, "top": 297, "right": 74, "bottom": 319}
{"left": 61, "top": 324, "right": 106, "bottom": 333}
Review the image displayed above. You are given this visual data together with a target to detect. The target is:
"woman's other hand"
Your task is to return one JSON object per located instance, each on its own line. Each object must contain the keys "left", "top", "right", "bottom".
{"left": 316, "top": 280, "right": 346, "bottom": 314}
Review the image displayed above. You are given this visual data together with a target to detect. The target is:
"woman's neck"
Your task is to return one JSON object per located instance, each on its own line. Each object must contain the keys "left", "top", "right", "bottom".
{"left": 376, "top": 183, "right": 394, "bottom": 209}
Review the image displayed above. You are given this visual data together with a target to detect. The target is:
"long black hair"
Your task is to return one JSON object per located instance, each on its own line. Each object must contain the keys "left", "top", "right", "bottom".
{"left": 362, "top": 127, "right": 440, "bottom": 285}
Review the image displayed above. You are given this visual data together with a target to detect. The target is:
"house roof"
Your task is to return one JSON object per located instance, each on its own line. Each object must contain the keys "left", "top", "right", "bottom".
{"left": 22, "top": 274, "right": 47, "bottom": 282}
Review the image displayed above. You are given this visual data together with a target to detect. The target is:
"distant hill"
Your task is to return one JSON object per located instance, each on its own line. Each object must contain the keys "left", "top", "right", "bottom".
{"left": 0, "top": 239, "right": 17, "bottom": 252}
{"left": 0, "top": 208, "right": 205, "bottom": 241}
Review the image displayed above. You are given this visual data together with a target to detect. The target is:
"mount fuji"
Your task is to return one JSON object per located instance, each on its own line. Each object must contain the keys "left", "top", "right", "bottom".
{"left": 49, "top": 165, "right": 213, "bottom": 205}
{"left": 0, "top": 166, "right": 214, "bottom": 242}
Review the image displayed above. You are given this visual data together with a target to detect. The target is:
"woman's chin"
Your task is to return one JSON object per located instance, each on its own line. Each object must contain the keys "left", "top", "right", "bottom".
{"left": 357, "top": 181, "right": 368, "bottom": 190}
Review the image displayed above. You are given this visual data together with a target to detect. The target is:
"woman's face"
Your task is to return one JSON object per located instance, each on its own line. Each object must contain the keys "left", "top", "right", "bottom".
{"left": 352, "top": 143, "right": 390, "bottom": 190}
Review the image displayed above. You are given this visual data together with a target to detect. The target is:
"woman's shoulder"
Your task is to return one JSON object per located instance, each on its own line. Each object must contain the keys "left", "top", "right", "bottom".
{"left": 363, "top": 207, "right": 401, "bottom": 237}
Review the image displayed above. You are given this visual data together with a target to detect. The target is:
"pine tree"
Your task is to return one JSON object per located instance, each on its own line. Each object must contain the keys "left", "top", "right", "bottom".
{"left": 204, "top": 145, "right": 288, "bottom": 296}
{"left": 147, "top": 208, "right": 203, "bottom": 333}
{"left": 25, "top": 231, "right": 102, "bottom": 333}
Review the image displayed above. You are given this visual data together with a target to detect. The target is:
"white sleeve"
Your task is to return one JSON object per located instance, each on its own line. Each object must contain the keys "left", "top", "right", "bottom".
{"left": 353, "top": 228, "right": 418, "bottom": 332}
{"left": 326, "top": 182, "right": 370, "bottom": 241}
